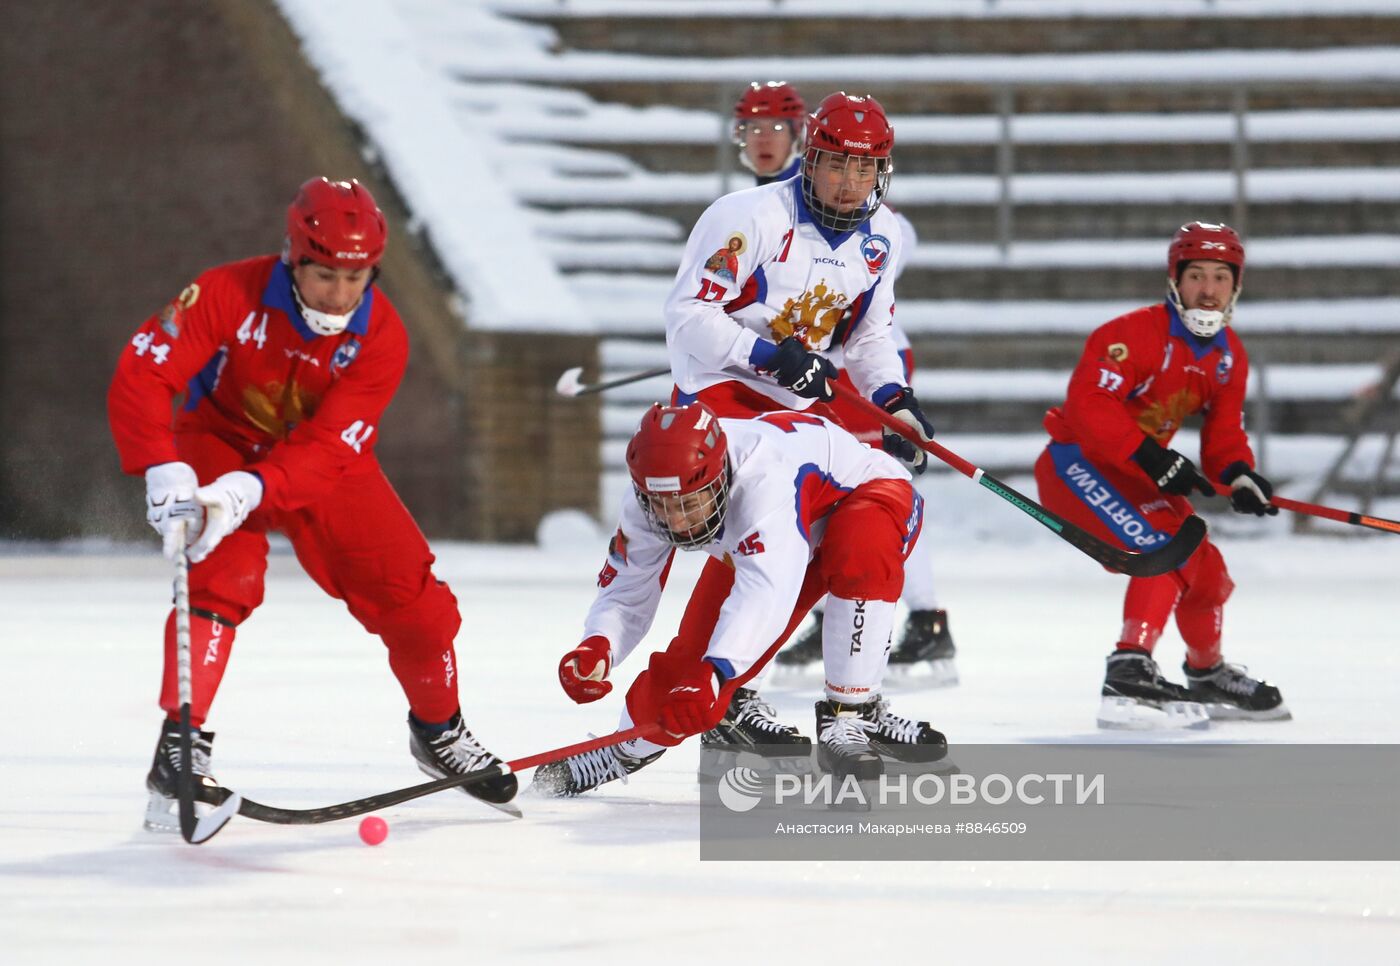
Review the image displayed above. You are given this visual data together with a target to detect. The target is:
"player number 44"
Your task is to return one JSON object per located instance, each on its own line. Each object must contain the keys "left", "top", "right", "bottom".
{"left": 236, "top": 311, "right": 269, "bottom": 349}
{"left": 131, "top": 331, "right": 171, "bottom": 365}
{"left": 340, "top": 420, "right": 374, "bottom": 453}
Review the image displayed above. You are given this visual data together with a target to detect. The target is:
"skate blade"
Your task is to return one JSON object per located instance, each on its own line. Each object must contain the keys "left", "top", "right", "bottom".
{"left": 885, "top": 658, "right": 959, "bottom": 688}
{"left": 1096, "top": 696, "right": 1210, "bottom": 731}
{"left": 1198, "top": 701, "right": 1293, "bottom": 722}
{"left": 416, "top": 763, "right": 523, "bottom": 818}
{"left": 698, "top": 749, "right": 815, "bottom": 782}
{"left": 142, "top": 788, "right": 242, "bottom": 842}
{"left": 484, "top": 799, "right": 524, "bottom": 818}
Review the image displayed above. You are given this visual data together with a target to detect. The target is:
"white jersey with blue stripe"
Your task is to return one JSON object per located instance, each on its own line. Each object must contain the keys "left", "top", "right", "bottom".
{"left": 663, "top": 178, "right": 907, "bottom": 409}
{"left": 581, "top": 413, "right": 912, "bottom": 679}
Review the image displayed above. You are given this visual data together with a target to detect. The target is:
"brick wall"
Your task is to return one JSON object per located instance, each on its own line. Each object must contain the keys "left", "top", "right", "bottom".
{"left": 0, "top": 0, "right": 599, "bottom": 541}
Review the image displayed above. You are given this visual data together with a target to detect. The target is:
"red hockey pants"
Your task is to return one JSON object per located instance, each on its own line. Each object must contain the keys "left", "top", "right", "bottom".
{"left": 159, "top": 430, "right": 462, "bottom": 727}
{"left": 625, "top": 478, "right": 917, "bottom": 745}
{"left": 1035, "top": 445, "right": 1233, "bottom": 669}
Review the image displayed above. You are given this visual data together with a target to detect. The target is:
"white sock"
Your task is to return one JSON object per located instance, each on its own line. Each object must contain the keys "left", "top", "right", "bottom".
{"left": 821, "top": 596, "right": 896, "bottom": 703}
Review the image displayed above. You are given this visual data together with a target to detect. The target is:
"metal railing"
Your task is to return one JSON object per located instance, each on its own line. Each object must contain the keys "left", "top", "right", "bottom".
{"left": 714, "top": 79, "right": 1396, "bottom": 252}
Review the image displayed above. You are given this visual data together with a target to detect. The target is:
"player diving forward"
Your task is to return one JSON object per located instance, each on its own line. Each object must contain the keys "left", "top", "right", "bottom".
{"left": 531, "top": 403, "right": 948, "bottom": 796}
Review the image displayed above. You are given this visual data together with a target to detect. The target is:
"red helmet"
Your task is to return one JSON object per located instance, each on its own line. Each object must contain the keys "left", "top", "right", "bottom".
{"left": 733, "top": 81, "right": 807, "bottom": 175}
{"left": 1168, "top": 221, "right": 1244, "bottom": 285}
{"left": 1167, "top": 222, "right": 1245, "bottom": 337}
{"left": 625, "top": 403, "right": 730, "bottom": 548}
{"left": 286, "top": 177, "right": 387, "bottom": 270}
{"left": 802, "top": 92, "right": 895, "bottom": 232}
{"left": 733, "top": 81, "right": 806, "bottom": 125}
{"left": 806, "top": 92, "right": 894, "bottom": 158}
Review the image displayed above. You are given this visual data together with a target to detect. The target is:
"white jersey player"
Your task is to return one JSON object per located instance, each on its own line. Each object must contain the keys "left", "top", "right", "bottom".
{"left": 656, "top": 93, "right": 944, "bottom": 754}
{"left": 533, "top": 404, "right": 948, "bottom": 796}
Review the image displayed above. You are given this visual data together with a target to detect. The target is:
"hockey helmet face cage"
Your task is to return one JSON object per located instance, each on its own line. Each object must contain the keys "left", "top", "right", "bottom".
{"left": 626, "top": 403, "right": 730, "bottom": 549}
{"left": 732, "top": 81, "right": 807, "bottom": 175}
{"left": 286, "top": 177, "right": 388, "bottom": 271}
{"left": 1166, "top": 221, "right": 1245, "bottom": 338}
{"left": 801, "top": 92, "right": 894, "bottom": 233}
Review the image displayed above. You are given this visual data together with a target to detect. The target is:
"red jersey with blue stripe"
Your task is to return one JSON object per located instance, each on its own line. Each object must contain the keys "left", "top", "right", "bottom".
{"left": 107, "top": 255, "right": 408, "bottom": 512}
{"left": 1044, "top": 302, "right": 1255, "bottom": 483}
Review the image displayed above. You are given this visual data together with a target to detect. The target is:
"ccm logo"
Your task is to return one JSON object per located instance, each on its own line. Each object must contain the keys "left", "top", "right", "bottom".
{"left": 843, "top": 140, "right": 872, "bottom": 149}
{"left": 335, "top": 251, "right": 370, "bottom": 259}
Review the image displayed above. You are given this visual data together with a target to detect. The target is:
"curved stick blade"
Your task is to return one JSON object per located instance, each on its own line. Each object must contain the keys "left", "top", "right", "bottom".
{"left": 555, "top": 367, "right": 585, "bottom": 397}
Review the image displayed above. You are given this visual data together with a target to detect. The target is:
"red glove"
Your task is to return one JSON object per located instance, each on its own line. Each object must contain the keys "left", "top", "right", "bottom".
{"left": 658, "top": 662, "right": 723, "bottom": 738}
{"left": 558, "top": 636, "right": 612, "bottom": 704}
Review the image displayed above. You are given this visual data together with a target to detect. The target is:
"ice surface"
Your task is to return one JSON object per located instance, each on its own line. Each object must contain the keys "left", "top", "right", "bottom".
{"left": 3, "top": 496, "right": 1399, "bottom": 961}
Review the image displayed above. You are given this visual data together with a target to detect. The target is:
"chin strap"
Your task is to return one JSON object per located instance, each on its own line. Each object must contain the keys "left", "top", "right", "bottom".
{"left": 291, "top": 282, "right": 357, "bottom": 336}
{"left": 1167, "top": 278, "right": 1240, "bottom": 338}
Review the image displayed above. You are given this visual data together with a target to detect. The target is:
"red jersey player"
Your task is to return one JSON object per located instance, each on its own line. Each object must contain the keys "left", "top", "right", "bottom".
{"left": 1034, "top": 221, "right": 1289, "bottom": 729}
{"left": 109, "top": 177, "right": 517, "bottom": 830}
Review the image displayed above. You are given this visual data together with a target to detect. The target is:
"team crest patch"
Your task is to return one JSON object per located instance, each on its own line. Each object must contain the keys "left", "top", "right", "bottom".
{"left": 1216, "top": 352, "right": 1234, "bottom": 385}
{"left": 177, "top": 283, "right": 200, "bottom": 308}
{"left": 769, "top": 281, "right": 848, "bottom": 348}
{"left": 703, "top": 232, "right": 746, "bottom": 283}
{"left": 331, "top": 337, "right": 361, "bottom": 372}
{"left": 860, "top": 234, "right": 891, "bottom": 274}
{"left": 1107, "top": 342, "right": 1129, "bottom": 362}
{"left": 158, "top": 302, "right": 182, "bottom": 339}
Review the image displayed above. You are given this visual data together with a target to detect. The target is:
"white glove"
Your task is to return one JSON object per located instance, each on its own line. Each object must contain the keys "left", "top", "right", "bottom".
{"left": 145, "top": 462, "right": 200, "bottom": 561}
{"left": 188, "top": 471, "right": 264, "bottom": 564}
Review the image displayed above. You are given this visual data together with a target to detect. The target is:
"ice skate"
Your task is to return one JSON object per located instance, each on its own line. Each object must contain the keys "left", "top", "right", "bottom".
{"left": 864, "top": 694, "right": 948, "bottom": 763}
{"left": 143, "top": 718, "right": 237, "bottom": 835}
{"left": 1184, "top": 661, "right": 1291, "bottom": 721}
{"left": 1097, "top": 649, "right": 1210, "bottom": 730}
{"left": 886, "top": 609, "right": 958, "bottom": 686}
{"left": 409, "top": 712, "right": 520, "bottom": 816}
{"left": 701, "top": 687, "right": 812, "bottom": 756}
{"left": 530, "top": 742, "right": 664, "bottom": 797}
{"left": 814, "top": 699, "right": 884, "bottom": 781}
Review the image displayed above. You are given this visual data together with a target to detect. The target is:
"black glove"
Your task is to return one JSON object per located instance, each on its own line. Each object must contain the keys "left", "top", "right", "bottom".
{"left": 761, "top": 337, "right": 838, "bottom": 402}
{"left": 1221, "top": 461, "right": 1279, "bottom": 516}
{"left": 879, "top": 387, "right": 935, "bottom": 475}
{"left": 1131, "top": 438, "right": 1214, "bottom": 498}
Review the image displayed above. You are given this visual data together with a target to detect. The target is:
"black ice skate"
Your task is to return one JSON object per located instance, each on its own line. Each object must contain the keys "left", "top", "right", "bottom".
{"left": 814, "top": 699, "right": 883, "bottom": 781}
{"left": 530, "top": 743, "right": 664, "bottom": 797}
{"left": 409, "top": 712, "right": 520, "bottom": 814}
{"left": 1097, "top": 648, "right": 1209, "bottom": 730}
{"left": 701, "top": 687, "right": 813, "bottom": 756}
{"left": 887, "top": 609, "right": 958, "bottom": 686}
{"left": 1184, "top": 661, "right": 1292, "bottom": 721}
{"left": 864, "top": 694, "right": 949, "bottom": 763}
{"left": 144, "top": 718, "right": 233, "bottom": 834}
{"left": 775, "top": 610, "right": 823, "bottom": 670}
